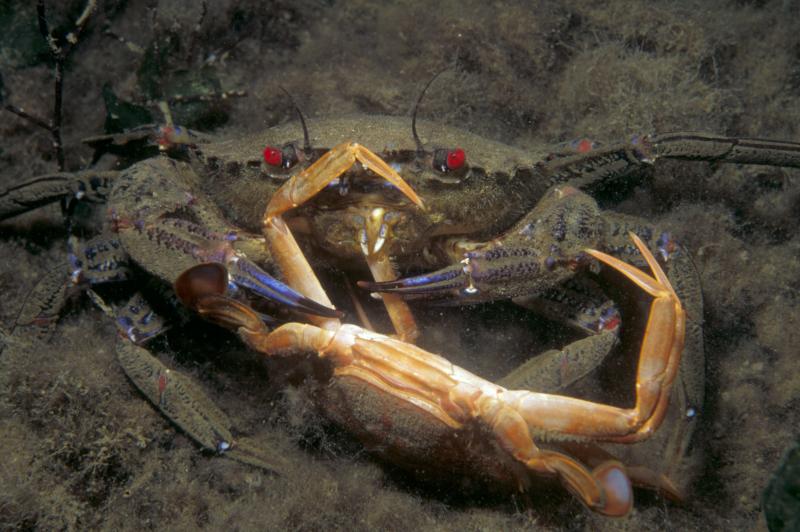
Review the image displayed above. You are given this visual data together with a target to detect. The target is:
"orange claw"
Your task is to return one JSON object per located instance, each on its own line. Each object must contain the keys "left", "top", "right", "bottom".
{"left": 584, "top": 232, "right": 685, "bottom": 442}
{"left": 495, "top": 233, "right": 684, "bottom": 444}
{"left": 263, "top": 142, "right": 424, "bottom": 223}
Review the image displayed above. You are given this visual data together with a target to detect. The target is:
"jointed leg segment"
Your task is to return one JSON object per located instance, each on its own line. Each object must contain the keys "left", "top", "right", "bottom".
{"left": 496, "top": 233, "right": 684, "bottom": 446}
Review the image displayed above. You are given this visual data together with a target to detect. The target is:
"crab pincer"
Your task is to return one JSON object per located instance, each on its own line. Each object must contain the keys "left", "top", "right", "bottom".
{"left": 262, "top": 141, "right": 425, "bottom": 334}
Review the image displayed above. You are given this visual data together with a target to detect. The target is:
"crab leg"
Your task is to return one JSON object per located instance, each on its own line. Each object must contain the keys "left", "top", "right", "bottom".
{"left": 646, "top": 131, "right": 800, "bottom": 167}
{"left": 527, "top": 132, "right": 800, "bottom": 192}
{"left": 360, "top": 207, "right": 419, "bottom": 341}
{"left": 0, "top": 171, "right": 117, "bottom": 221}
{"left": 496, "top": 233, "right": 683, "bottom": 444}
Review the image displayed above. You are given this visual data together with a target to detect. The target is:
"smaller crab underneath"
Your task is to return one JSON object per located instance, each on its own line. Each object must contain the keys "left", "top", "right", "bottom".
{"left": 178, "top": 236, "right": 681, "bottom": 516}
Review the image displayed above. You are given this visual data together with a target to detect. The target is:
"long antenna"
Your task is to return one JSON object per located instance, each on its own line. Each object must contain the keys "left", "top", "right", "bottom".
{"left": 280, "top": 86, "right": 311, "bottom": 157}
{"left": 412, "top": 69, "right": 447, "bottom": 157}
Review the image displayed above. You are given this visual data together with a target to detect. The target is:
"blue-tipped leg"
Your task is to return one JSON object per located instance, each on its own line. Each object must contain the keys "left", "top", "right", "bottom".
{"left": 229, "top": 257, "right": 341, "bottom": 318}
{"left": 358, "top": 263, "right": 467, "bottom": 299}
{"left": 360, "top": 245, "right": 572, "bottom": 304}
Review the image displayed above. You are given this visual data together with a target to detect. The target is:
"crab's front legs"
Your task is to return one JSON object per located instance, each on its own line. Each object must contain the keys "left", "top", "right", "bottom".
{"left": 263, "top": 142, "right": 424, "bottom": 338}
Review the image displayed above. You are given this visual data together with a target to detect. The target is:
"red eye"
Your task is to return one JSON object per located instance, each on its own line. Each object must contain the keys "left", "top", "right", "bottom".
{"left": 446, "top": 148, "right": 466, "bottom": 170}
{"left": 263, "top": 146, "right": 283, "bottom": 167}
{"left": 575, "top": 139, "right": 594, "bottom": 153}
{"left": 433, "top": 147, "right": 467, "bottom": 173}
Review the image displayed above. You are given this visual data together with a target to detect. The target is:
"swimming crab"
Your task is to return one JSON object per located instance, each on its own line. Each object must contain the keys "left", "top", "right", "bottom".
{"left": 2, "top": 111, "right": 800, "bottom": 514}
